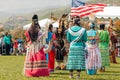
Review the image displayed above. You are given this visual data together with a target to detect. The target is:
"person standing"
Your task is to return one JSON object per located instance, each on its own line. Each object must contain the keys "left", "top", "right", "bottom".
{"left": 116, "top": 38, "right": 120, "bottom": 56}
{"left": 23, "top": 14, "right": 49, "bottom": 77}
{"left": 86, "top": 23, "right": 101, "bottom": 75}
{"left": 0, "top": 35, "right": 4, "bottom": 55}
{"left": 13, "top": 38, "right": 18, "bottom": 55}
{"left": 8, "top": 32, "right": 13, "bottom": 54}
{"left": 66, "top": 16, "right": 87, "bottom": 79}
{"left": 3, "top": 32, "right": 11, "bottom": 55}
{"left": 46, "top": 24, "right": 56, "bottom": 73}
{"left": 108, "top": 27, "right": 117, "bottom": 64}
{"left": 18, "top": 42, "right": 24, "bottom": 55}
{"left": 61, "top": 20, "right": 73, "bottom": 70}
{"left": 55, "top": 15, "right": 68, "bottom": 70}
{"left": 55, "top": 27, "right": 66, "bottom": 70}
{"left": 98, "top": 24, "right": 110, "bottom": 72}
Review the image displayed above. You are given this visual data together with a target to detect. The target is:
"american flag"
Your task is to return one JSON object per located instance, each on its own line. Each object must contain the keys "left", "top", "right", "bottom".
{"left": 71, "top": 0, "right": 107, "bottom": 17}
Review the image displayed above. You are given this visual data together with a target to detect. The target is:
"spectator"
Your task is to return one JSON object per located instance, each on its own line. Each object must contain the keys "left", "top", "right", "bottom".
{"left": 0, "top": 35, "right": 4, "bottom": 55}
{"left": 18, "top": 42, "right": 23, "bottom": 55}
{"left": 3, "top": 32, "right": 11, "bottom": 55}
{"left": 13, "top": 38, "right": 18, "bottom": 55}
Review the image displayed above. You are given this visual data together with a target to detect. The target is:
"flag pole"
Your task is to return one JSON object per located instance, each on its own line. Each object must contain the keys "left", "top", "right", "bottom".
{"left": 50, "top": 12, "right": 52, "bottom": 19}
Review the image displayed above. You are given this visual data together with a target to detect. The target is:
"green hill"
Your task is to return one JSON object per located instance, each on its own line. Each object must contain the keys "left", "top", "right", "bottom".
{"left": 24, "top": 6, "right": 71, "bottom": 21}
{"left": 3, "top": 0, "right": 120, "bottom": 30}
{"left": 3, "top": 6, "right": 71, "bottom": 30}
{"left": 31, "top": 0, "right": 120, "bottom": 21}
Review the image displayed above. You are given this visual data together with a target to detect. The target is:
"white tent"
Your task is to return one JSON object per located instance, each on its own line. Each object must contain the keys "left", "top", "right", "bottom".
{"left": 52, "top": 21, "right": 59, "bottom": 28}
{"left": 23, "top": 18, "right": 59, "bottom": 30}
{"left": 95, "top": 6, "right": 120, "bottom": 19}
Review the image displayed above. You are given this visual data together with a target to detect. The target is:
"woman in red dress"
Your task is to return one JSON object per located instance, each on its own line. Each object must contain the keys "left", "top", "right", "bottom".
{"left": 46, "top": 24, "right": 56, "bottom": 73}
{"left": 23, "top": 14, "right": 49, "bottom": 77}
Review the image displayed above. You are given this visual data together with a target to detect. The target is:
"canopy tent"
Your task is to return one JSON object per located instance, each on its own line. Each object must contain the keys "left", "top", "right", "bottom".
{"left": 52, "top": 21, "right": 59, "bottom": 28}
{"left": 23, "top": 18, "right": 59, "bottom": 30}
{"left": 95, "top": 6, "right": 120, "bottom": 19}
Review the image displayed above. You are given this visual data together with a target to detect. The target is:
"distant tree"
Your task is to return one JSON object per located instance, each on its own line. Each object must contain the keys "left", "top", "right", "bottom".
{"left": 10, "top": 28, "right": 26, "bottom": 42}
{"left": 0, "top": 28, "right": 4, "bottom": 32}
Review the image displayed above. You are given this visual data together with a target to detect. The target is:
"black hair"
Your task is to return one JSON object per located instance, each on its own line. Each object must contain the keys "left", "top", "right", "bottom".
{"left": 32, "top": 14, "right": 38, "bottom": 20}
{"left": 48, "top": 24, "right": 53, "bottom": 32}
{"left": 28, "top": 14, "right": 40, "bottom": 42}
{"left": 100, "top": 24, "right": 105, "bottom": 30}
{"left": 90, "top": 23, "right": 95, "bottom": 29}
{"left": 32, "top": 14, "right": 39, "bottom": 25}
{"left": 5, "top": 32, "right": 8, "bottom": 36}
{"left": 74, "top": 16, "right": 80, "bottom": 26}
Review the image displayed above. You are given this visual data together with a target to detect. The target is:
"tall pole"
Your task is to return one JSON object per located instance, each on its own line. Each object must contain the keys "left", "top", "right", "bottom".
{"left": 50, "top": 12, "right": 52, "bottom": 19}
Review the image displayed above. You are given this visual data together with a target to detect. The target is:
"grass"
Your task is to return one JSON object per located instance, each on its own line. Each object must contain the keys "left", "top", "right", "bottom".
{"left": 0, "top": 56, "right": 120, "bottom": 80}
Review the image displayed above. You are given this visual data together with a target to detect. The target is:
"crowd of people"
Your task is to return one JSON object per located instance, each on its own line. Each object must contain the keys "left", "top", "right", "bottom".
{"left": 1, "top": 14, "right": 120, "bottom": 79}
{"left": 0, "top": 33, "right": 25, "bottom": 56}
{"left": 23, "top": 14, "right": 120, "bottom": 79}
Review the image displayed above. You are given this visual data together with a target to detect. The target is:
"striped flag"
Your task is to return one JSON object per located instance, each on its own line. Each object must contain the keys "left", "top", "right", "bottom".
{"left": 71, "top": 0, "right": 107, "bottom": 17}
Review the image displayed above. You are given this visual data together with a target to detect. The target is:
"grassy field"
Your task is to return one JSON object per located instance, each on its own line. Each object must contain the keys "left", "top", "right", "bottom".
{"left": 0, "top": 56, "right": 120, "bottom": 80}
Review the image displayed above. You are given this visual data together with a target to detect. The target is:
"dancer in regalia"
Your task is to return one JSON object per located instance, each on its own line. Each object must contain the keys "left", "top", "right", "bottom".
{"left": 98, "top": 24, "right": 110, "bottom": 72}
{"left": 86, "top": 23, "right": 101, "bottom": 75}
{"left": 66, "top": 16, "right": 87, "bottom": 79}
{"left": 46, "top": 24, "right": 56, "bottom": 73}
{"left": 23, "top": 14, "right": 49, "bottom": 77}
{"left": 55, "top": 14, "right": 67, "bottom": 70}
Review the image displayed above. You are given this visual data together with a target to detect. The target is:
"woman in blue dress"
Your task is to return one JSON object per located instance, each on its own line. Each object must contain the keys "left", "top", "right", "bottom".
{"left": 66, "top": 16, "right": 87, "bottom": 79}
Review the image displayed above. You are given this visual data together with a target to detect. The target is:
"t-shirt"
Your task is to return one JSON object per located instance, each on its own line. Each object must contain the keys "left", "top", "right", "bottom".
{"left": 13, "top": 40, "right": 18, "bottom": 48}
{"left": 3, "top": 36, "right": 11, "bottom": 45}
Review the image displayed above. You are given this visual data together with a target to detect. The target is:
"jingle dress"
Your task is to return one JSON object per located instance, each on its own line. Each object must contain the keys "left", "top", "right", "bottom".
{"left": 66, "top": 26, "right": 87, "bottom": 70}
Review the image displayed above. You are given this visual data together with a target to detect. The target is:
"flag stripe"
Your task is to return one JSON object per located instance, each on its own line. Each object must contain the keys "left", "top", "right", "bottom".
{"left": 71, "top": 7, "right": 104, "bottom": 13}
{"left": 71, "top": 9, "right": 103, "bottom": 17}
{"left": 71, "top": 4, "right": 106, "bottom": 10}
{"left": 71, "top": 2, "right": 107, "bottom": 17}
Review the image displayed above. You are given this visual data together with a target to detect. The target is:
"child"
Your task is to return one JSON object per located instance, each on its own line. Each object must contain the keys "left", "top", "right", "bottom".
{"left": 13, "top": 38, "right": 18, "bottom": 55}
{"left": 18, "top": 42, "right": 23, "bottom": 55}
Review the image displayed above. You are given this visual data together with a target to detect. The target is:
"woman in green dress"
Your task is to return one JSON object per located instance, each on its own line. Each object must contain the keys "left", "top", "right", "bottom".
{"left": 98, "top": 24, "right": 110, "bottom": 72}
{"left": 66, "top": 16, "right": 87, "bottom": 79}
